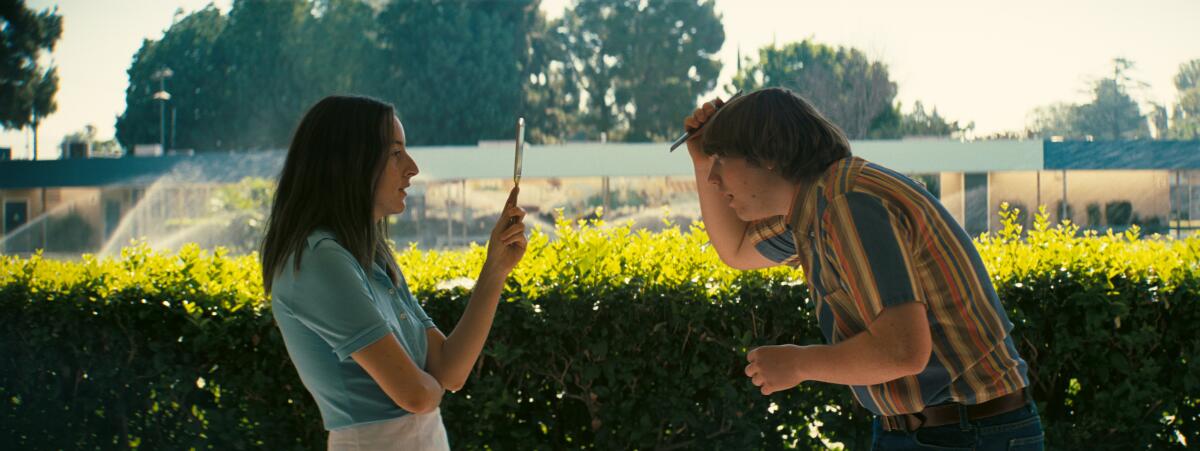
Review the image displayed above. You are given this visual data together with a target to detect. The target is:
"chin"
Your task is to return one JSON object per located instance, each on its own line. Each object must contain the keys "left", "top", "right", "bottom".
{"left": 379, "top": 205, "right": 405, "bottom": 219}
{"left": 735, "top": 208, "right": 770, "bottom": 222}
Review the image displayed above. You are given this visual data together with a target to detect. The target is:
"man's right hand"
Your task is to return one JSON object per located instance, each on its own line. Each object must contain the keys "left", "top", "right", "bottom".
{"left": 682, "top": 95, "right": 778, "bottom": 271}
{"left": 683, "top": 96, "right": 728, "bottom": 159}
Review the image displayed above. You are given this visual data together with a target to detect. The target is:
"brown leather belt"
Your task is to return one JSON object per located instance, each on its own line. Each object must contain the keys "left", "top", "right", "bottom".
{"left": 879, "top": 390, "right": 1030, "bottom": 432}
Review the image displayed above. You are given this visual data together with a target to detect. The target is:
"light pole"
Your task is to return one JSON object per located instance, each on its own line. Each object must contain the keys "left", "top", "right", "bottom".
{"left": 152, "top": 67, "right": 174, "bottom": 153}
{"left": 29, "top": 105, "right": 39, "bottom": 160}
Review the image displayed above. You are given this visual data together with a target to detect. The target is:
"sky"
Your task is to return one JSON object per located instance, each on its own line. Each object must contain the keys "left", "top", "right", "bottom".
{"left": 3, "top": 0, "right": 1198, "bottom": 159}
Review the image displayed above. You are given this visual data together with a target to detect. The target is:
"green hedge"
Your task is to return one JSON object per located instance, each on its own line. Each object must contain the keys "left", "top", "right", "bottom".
{"left": 1, "top": 208, "right": 1197, "bottom": 449}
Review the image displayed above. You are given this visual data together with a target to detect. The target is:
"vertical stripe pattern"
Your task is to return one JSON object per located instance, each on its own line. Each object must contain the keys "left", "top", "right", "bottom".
{"left": 744, "top": 157, "right": 1029, "bottom": 415}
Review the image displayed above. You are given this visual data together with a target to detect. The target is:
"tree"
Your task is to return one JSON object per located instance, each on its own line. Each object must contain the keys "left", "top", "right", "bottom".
{"left": 732, "top": 40, "right": 966, "bottom": 139}
{"left": 62, "top": 124, "right": 119, "bottom": 157}
{"left": 732, "top": 40, "right": 895, "bottom": 139}
{"left": 1027, "top": 58, "right": 1150, "bottom": 140}
{"left": 1175, "top": 59, "right": 1200, "bottom": 92}
{"left": 1169, "top": 59, "right": 1200, "bottom": 139}
{"left": 207, "top": 177, "right": 275, "bottom": 254}
{"left": 297, "top": 0, "right": 379, "bottom": 98}
{"left": 118, "top": 0, "right": 318, "bottom": 152}
{"left": 115, "top": 5, "right": 228, "bottom": 151}
{"left": 116, "top": 0, "right": 566, "bottom": 148}
{"left": 895, "top": 101, "right": 969, "bottom": 137}
{"left": 521, "top": 10, "right": 584, "bottom": 143}
{"left": 214, "top": 0, "right": 313, "bottom": 149}
{"left": 375, "top": 0, "right": 537, "bottom": 145}
{"left": 563, "top": 0, "right": 724, "bottom": 141}
{"left": 1073, "top": 71, "right": 1149, "bottom": 140}
{"left": 0, "top": 0, "right": 62, "bottom": 157}
{"left": 1027, "top": 102, "right": 1080, "bottom": 138}
{"left": 1172, "top": 91, "right": 1200, "bottom": 139}
{"left": 1149, "top": 103, "right": 1169, "bottom": 139}
{"left": 117, "top": 1, "right": 387, "bottom": 151}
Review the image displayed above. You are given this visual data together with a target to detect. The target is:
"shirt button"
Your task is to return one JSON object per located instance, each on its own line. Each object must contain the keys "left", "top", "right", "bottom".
{"left": 389, "top": 289, "right": 396, "bottom": 295}
{"left": 399, "top": 313, "right": 408, "bottom": 321}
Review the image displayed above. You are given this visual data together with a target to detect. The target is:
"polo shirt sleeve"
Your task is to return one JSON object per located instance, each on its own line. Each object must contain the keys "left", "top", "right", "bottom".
{"left": 397, "top": 273, "right": 436, "bottom": 329}
{"left": 284, "top": 244, "right": 391, "bottom": 361}
{"left": 825, "top": 191, "right": 924, "bottom": 317}
{"left": 411, "top": 297, "right": 435, "bottom": 329}
{"left": 747, "top": 215, "right": 802, "bottom": 266}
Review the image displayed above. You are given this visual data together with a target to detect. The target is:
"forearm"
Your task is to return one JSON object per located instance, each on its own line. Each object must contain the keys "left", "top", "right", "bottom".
{"left": 404, "top": 370, "right": 446, "bottom": 414}
{"left": 690, "top": 155, "right": 751, "bottom": 261}
{"left": 352, "top": 336, "right": 446, "bottom": 414}
{"left": 798, "top": 329, "right": 927, "bottom": 386}
{"left": 428, "top": 263, "right": 506, "bottom": 389}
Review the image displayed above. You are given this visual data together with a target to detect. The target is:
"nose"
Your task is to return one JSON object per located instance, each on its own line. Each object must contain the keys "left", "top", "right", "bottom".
{"left": 406, "top": 157, "right": 420, "bottom": 178}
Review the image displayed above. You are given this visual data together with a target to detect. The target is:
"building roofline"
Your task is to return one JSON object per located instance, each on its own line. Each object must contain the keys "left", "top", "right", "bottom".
{"left": 2, "top": 140, "right": 1198, "bottom": 189}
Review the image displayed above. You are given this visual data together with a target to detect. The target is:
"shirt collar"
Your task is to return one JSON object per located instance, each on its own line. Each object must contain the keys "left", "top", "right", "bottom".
{"left": 305, "top": 228, "right": 336, "bottom": 248}
{"left": 787, "top": 156, "right": 855, "bottom": 240}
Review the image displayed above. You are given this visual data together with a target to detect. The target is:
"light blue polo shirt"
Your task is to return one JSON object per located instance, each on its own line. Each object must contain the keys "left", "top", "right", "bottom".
{"left": 270, "top": 229, "right": 437, "bottom": 430}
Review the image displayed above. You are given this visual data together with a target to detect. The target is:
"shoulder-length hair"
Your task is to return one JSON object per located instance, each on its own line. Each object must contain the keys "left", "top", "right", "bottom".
{"left": 260, "top": 95, "right": 401, "bottom": 293}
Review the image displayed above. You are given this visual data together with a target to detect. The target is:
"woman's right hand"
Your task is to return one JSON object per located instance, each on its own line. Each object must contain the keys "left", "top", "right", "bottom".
{"left": 483, "top": 186, "right": 527, "bottom": 276}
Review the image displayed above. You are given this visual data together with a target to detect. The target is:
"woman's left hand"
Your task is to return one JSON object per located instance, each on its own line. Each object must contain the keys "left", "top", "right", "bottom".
{"left": 484, "top": 186, "right": 527, "bottom": 275}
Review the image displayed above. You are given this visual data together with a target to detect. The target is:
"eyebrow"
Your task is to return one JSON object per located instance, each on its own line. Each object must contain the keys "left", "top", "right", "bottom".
{"left": 393, "top": 140, "right": 405, "bottom": 146}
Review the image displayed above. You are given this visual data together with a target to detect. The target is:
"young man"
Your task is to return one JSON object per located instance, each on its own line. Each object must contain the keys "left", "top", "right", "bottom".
{"left": 684, "top": 87, "right": 1043, "bottom": 449}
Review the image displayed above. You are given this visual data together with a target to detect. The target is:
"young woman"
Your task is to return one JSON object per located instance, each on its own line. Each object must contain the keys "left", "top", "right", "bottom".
{"left": 261, "top": 95, "right": 526, "bottom": 450}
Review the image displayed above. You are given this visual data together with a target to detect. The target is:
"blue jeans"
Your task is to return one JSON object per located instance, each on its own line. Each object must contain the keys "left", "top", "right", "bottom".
{"left": 871, "top": 401, "right": 1044, "bottom": 450}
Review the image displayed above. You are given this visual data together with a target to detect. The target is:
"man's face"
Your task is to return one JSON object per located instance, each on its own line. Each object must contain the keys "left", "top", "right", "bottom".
{"left": 706, "top": 154, "right": 792, "bottom": 221}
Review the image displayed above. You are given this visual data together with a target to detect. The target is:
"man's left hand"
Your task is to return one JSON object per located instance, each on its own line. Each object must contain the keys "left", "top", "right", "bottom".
{"left": 745, "top": 344, "right": 807, "bottom": 396}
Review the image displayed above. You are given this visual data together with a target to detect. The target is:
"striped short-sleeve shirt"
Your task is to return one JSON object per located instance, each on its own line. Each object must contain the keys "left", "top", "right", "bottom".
{"left": 749, "top": 156, "right": 1029, "bottom": 416}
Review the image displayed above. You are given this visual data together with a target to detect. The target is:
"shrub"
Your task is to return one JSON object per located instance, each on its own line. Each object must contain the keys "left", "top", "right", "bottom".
{"left": 1, "top": 208, "right": 1197, "bottom": 449}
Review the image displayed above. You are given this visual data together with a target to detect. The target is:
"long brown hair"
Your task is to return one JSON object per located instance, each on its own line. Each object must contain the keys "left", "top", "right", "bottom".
{"left": 260, "top": 95, "right": 401, "bottom": 293}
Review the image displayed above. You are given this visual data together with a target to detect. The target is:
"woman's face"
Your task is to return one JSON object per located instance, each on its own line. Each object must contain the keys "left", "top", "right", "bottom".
{"left": 373, "top": 116, "right": 419, "bottom": 221}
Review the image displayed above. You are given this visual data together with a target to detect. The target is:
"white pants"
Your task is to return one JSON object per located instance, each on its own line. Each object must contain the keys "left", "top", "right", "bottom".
{"left": 327, "top": 409, "right": 450, "bottom": 451}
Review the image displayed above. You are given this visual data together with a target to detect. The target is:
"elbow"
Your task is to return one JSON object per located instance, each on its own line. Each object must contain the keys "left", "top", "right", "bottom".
{"left": 427, "top": 366, "right": 465, "bottom": 393}
{"left": 720, "top": 258, "right": 749, "bottom": 271}
{"left": 879, "top": 303, "right": 933, "bottom": 377}
{"left": 895, "top": 340, "right": 932, "bottom": 376}
{"left": 897, "top": 350, "right": 930, "bottom": 376}
{"left": 717, "top": 242, "right": 771, "bottom": 271}
{"left": 399, "top": 391, "right": 442, "bottom": 415}
{"left": 715, "top": 253, "right": 739, "bottom": 269}
{"left": 393, "top": 384, "right": 444, "bottom": 414}
{"left": 716, "top": 252, "right": 753, "bottom": 271}
{"left": 440, "top": 377, "right": 465, "bottom": 393}
{"left": 409, "top": 395, "right": 442, "bottom": 415}
{"left": 708, "top": 241, "right": 742, "bottom": 269}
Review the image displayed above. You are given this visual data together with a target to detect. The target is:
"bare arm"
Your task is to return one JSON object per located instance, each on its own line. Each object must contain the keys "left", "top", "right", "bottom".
{"left": 685, "top": 99, "right": 776, "bottom": 270}
{"left": 746, "top": 302, "right": 932, "bottom": 394}
{"left": 352, "top": 335, "right": 445, "bottom": 413}
{"left": 425, "top": 187, "right": 527, "bottom": 391}
{"left": 423, "top": 263, "right": 507, "bottom": 391}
